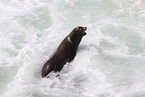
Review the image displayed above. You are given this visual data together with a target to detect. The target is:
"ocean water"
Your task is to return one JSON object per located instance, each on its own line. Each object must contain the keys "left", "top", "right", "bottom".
{"left": 0, "top": 0, "right": 145, "bottom": 97}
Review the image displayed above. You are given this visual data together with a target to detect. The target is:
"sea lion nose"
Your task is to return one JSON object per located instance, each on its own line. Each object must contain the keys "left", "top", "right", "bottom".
{"left": 84, "top": 27, "right": 87, "bottom": 30}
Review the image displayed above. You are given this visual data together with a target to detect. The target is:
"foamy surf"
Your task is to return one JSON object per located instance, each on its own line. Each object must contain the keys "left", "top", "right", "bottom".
{"left": 0, "top": 0, "right": 145, "bottom": 97}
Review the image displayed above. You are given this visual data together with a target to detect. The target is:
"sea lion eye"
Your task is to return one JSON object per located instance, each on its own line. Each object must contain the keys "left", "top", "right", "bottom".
{"left": 78, "top": 27, "right": 83, "bottom": 31}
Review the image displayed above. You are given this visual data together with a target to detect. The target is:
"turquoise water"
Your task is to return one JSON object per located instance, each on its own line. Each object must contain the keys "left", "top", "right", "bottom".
{"left": 0, "top": 0, "right": 145, "bottom": 97}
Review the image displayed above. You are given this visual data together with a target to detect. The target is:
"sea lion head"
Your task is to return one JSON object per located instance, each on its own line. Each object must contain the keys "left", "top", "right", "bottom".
{"left": 70, "top": 26, "right": 87, "bottom": 38}
{"left": 68, "top": 26, "right": 87, "bottom": 47}
{"left": 75, "top": 26, "right": 87, "bottom": 36}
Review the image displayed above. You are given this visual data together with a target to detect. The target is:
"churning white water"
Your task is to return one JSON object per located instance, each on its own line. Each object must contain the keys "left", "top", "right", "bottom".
{"left": 1, "top": 0, "right": 145, "bottom": 97}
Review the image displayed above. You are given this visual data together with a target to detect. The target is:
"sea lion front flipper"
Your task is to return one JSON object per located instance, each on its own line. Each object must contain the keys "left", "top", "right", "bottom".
{"left": 42, "top": 63, "right": 54, "bottom": 78}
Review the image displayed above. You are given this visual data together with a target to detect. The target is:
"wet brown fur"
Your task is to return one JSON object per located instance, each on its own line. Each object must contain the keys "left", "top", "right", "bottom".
{"left": 42, "top": 26, "right": 87, "bottom": 77}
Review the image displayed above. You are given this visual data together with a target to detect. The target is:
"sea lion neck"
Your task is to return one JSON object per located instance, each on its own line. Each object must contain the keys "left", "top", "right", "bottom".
{"left": 68, "top": 31, "right": 83, "bottom": 49}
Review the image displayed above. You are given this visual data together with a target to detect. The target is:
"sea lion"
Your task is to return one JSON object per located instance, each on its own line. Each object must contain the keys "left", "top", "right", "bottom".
{"left": 42, "top": 26, "right": 87, "bottom": 77}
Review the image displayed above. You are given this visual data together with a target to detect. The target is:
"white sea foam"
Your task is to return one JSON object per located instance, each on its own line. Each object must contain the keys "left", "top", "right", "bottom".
{"left": 0, "top": 0, "right": 145, "bottom": 97}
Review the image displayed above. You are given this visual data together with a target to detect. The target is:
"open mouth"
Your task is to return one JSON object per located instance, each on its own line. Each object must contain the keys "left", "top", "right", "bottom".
{"left": 83, "top": 27, "right": 87, "bottom": 35}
